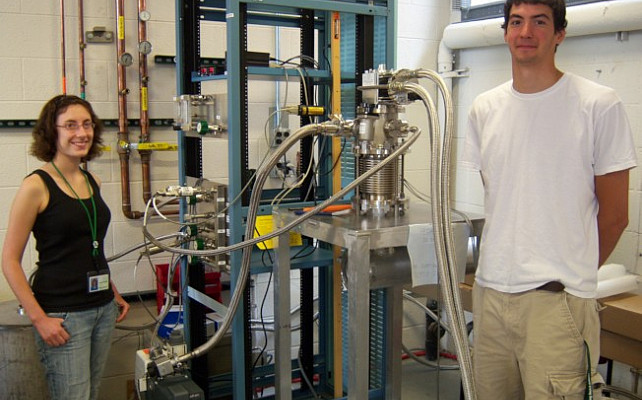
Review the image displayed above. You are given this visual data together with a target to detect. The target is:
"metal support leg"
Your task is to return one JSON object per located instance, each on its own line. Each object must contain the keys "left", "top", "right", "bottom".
{"left": 346, "top": 232, "right": 371, "bottom": 400}
{"left": 274, "top": 231, "right": 292, "bottom": 400}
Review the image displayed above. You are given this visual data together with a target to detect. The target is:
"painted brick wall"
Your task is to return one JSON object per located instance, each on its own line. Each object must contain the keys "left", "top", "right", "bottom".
{"left": 1, "top": 1, "right": 639, "bottom": 381}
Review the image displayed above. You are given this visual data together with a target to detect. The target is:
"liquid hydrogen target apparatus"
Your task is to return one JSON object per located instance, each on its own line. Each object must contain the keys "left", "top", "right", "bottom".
{"left": 137, "top": 66, "right": 479, "bottom": 400}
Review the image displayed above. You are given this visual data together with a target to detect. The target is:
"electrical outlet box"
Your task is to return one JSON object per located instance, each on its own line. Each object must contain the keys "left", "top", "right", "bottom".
{"left": 271, "top": 128, "right": 290, "bottom": 147}
{"left": 268, "top": 106, "right": 289, "bottom": 148}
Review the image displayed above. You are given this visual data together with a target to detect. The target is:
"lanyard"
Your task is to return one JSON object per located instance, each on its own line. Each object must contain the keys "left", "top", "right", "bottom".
{"left": 51, "top": 161, "right": 99, "bottom": 258}
{"left": 584, "top": 340, "right": 593, "bottom": 400}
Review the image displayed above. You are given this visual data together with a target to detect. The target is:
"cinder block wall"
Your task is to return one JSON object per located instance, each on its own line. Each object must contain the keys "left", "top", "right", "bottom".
{"left": 1, "top": 0, "right": 639, "bottom": 395}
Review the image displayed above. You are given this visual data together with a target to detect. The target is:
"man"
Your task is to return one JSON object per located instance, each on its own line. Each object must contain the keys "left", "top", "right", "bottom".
{"left": 462, "top": 0, "right": 637, "bottom": 398}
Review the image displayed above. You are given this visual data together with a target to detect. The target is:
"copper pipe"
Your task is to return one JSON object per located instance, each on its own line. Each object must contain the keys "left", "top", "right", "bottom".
{"left": 60, "top": 0, "right": 67, "bottom": 94}
{"left": 116, "top": 0, "right": 142, "bottom": 219}
{"left": 141, "top": 160, "right": 152, "bottom": 202}
{"left": 78, "top": 0, "right": 86, "bottom": 99}
{"left": 78, "top": 0, "right": 88, "bottom": 171}
{"left": 138, "top": 0, "right": 152, "bottom": 203}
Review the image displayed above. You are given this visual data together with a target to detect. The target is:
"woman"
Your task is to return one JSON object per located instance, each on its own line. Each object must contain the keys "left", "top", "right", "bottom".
{"left": 2, "top": 95, "right": 130, "bottom": 400}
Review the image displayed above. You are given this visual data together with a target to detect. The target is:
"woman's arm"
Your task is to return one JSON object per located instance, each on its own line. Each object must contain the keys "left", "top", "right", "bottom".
{"left": 1, "top": 175, "right": 70, "bottom": 346}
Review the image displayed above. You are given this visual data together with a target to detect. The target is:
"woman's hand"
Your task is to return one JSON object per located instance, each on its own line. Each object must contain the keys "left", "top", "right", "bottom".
{"left": 113, "top": 289, "right": 130, "bottom": 323}
{"left": 34, "top": 315, "right": 70, "bottom": 347}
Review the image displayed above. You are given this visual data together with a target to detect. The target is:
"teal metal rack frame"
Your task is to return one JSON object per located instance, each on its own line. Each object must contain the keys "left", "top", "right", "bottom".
{"left": 174, "top": 1, "right": 397, "bottom": 398}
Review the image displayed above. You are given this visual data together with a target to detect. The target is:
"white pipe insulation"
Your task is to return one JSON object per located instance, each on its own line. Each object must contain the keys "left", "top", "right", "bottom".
{"left": 438, "top": 0, "right": 642, "bottom": 73}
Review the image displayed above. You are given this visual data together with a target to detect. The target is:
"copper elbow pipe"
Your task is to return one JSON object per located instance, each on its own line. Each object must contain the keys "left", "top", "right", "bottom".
{"left": 116, "top": 0, "right": 142, "bottom": 219}
{"left": 120, "top": 158, "right": 143, "bottom": 219}
{"left": 138, "top": 0, "right": 152, "bottom": 204}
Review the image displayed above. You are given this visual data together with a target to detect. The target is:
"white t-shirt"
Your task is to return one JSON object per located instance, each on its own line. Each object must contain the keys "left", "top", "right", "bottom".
{"left": 462, "top": 73, "right": 637, "bottom": 298}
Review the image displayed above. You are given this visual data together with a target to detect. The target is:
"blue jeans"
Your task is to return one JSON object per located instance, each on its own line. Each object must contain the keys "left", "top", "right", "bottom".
{"left": 34, "top": 300, "right": 118, "bottom": 400}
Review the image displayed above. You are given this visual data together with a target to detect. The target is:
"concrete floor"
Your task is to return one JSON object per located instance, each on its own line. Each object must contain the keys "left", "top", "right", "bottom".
{"left": 96, "top": 297, "right": 642, "bottom": 399}
{"left": 98, "top": 297, "right": 464, "bottom": 400}
{"left": 401, "top": 359, "right": 463, "bottom": 399}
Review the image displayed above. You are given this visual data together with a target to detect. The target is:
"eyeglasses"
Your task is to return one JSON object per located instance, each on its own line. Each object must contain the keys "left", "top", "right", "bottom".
{"left": 56, "top": 121, "right": 96, "bottom": 131}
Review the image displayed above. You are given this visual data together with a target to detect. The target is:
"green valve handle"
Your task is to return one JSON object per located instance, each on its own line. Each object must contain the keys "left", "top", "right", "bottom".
{"left": 187, "top": 224, "right": 198, "bottom": 237}
{"left": 196, "top": 120, "right": 209, "bottom": 135}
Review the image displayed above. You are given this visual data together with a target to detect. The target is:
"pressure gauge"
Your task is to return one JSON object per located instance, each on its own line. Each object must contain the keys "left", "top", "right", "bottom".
{"left": 138, "top": 41, "right": 152, "bottom": 55}
{"left": 118, "top": 52, "right": 134, "bottom": 66}
{"left": 139, "top": 10, "right": 151, "bottom": 22}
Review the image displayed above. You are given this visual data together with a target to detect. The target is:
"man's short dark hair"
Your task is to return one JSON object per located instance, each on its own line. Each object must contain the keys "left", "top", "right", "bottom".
{"left": 30, "top": 95, "right": 104, "bottom": 162}
{"left": 502, "top": 0, "right": 568, "bottom": 33}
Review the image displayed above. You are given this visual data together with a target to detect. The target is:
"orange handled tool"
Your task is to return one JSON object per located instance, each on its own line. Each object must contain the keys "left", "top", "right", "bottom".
{"left": 302, "top": 204, "right": 352, "bottom": 213}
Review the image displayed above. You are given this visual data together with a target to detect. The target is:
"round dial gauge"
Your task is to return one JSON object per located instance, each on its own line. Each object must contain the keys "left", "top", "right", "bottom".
{"left": 119, "top": 52, "right": 134, "bottom": 66}
{"left": 139, "top": 10, "right": 151, "bottom": 21}
{"left": 138, "top": 41, "right": 152, "bottom": 55}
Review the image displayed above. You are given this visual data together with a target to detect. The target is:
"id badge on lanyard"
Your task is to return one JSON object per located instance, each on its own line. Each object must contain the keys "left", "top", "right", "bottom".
{"left": 87, "top": 269, "right": 110, "bottom": 293}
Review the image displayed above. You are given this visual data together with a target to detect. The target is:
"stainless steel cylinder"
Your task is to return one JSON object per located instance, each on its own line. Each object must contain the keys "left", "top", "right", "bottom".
{"left": 357, "top": 154, "right": 400, "bottom": 216}
{"left": 0, "top": 300, "right": 50, "bottom": 399}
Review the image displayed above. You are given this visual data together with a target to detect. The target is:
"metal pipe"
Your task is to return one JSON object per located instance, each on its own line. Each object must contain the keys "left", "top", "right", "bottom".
{"left": 78, "top": 0, "right": 86, "bottom": 98}
{"left": 60, "top": 0, "right": 67, "bottom": 94}
{"left": 138, "top": 0, "right": 152, "bottom": 203}
{"left": 116, "top": 0, "right": 143, "bottom": 219}
{"left": 442, "top": 0, "right": 642, "bottom": 51}
{"left": 404, "top": 74, "right": 476, "bottom": 400}
{"left": 164, "top": 120, "right": 421, "bottom": 365}
{"left": 78, "top": 0, "right": 87, "bottom": 171}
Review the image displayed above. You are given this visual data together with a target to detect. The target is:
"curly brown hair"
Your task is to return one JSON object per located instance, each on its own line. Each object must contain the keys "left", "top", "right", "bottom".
{"left": 502, "top": 0, "right": 568, "bottom": 33}
{"left": 30, "top": 94, "right": 104, "bottom": 162}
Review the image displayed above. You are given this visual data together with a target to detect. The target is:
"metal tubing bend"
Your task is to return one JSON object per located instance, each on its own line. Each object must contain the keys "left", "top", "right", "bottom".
{"left": 174, "top": 121, "right": 421, "bottom": 364}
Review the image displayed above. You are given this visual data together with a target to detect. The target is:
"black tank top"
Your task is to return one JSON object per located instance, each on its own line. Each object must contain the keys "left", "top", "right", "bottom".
{"left": 31, "top": 169, "right": 114, "bottom": 312}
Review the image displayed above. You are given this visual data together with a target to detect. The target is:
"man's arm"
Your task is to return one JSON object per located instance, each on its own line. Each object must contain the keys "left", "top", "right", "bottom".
{"left": 595, "top": 169, "right": 630, "bottom": 266}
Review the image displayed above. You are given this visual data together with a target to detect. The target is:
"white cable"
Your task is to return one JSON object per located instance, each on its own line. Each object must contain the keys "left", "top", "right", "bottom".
{"left": 402, "top": 291, "right": 452, "bottom": 335}
{"left": 271, "top": 136, "right": 317, "bottom": 206}
{"left": 106, "top": 232, "right": 186, "bottom": 262}
{"left": 403, "top": 179, "right": 475, "bottom": 237}
{"left": 152, "top": 196, "right": 182, "bottom": 225}
{"left": 297, "top": 354, "right": 320, "bottom": 399}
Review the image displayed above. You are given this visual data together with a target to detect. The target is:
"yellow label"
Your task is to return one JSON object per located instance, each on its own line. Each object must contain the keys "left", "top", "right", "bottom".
{"left": 118, "top": 16, "right": 125, "bottom": 40}
{"left": 141, "top": 87, "right": 148, "bottom": 111}
{"left": 136, "top": 142, "right": 178, "bottom": 151}
{"left": 253, "top": 215, "right": 302, "bottom": 250}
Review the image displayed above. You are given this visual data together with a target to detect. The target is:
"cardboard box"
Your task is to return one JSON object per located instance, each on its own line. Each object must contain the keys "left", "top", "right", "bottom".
{"left": 600, "top": 330, "right": 642, "bottom": 369}
{"left": 459, "top": 281, "right": 473, "bottom": 312}
{"left": 412, "top": 280, "right": 642, "bottom": 369}
{"left": 599, "top": 293, "right": 642, "bottom": 368}
{"left": 599, "top": 293, "right": 642, "bottom": 342}
{"left": 408, "top": 273, "right": 475, "bottom": 313}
